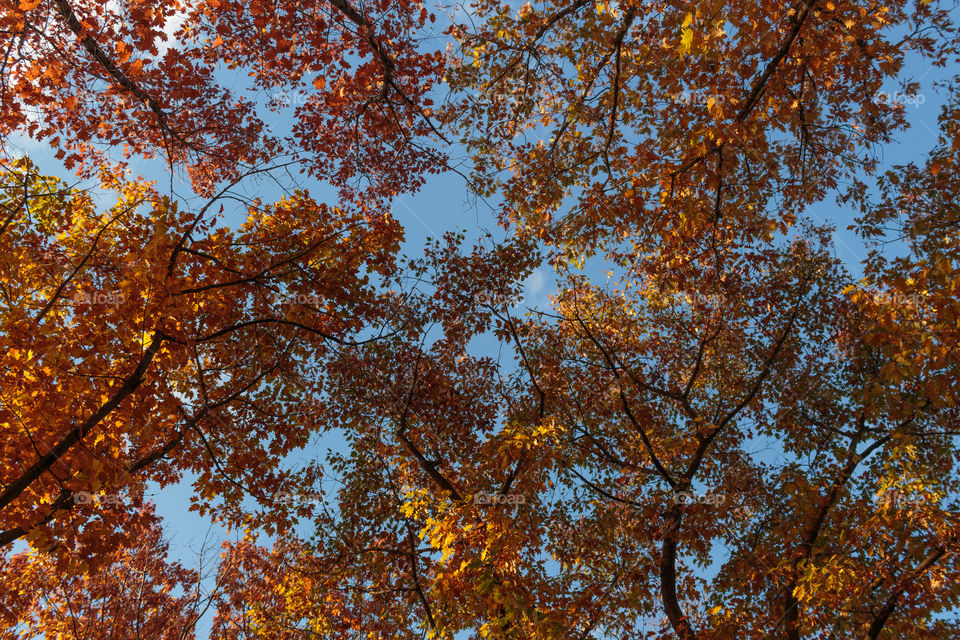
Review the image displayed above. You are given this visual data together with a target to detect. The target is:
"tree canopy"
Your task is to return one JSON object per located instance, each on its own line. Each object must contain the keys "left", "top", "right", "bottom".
{"left": 1, "top": 0, "right": 959, "bottom": 639}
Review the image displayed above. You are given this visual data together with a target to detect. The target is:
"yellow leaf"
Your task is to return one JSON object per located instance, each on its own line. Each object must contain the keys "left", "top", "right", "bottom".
{"left": 678, "top": 13, "right": 694, "bottom": 56}
{"left": 679, "top": 28, "right": 693, "bottom": 55}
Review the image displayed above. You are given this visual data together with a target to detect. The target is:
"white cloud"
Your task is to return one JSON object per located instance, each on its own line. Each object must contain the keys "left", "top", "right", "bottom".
{"left": 522, "top": 267, "right": 553, "bottom": 310}
{"left": 155, "top": 9, "right": 188, "bottom": 57}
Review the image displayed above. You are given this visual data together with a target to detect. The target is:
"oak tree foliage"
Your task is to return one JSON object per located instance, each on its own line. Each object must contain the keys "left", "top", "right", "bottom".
{"left": 1, "top": 0, "right": 959, "bottom": 639}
